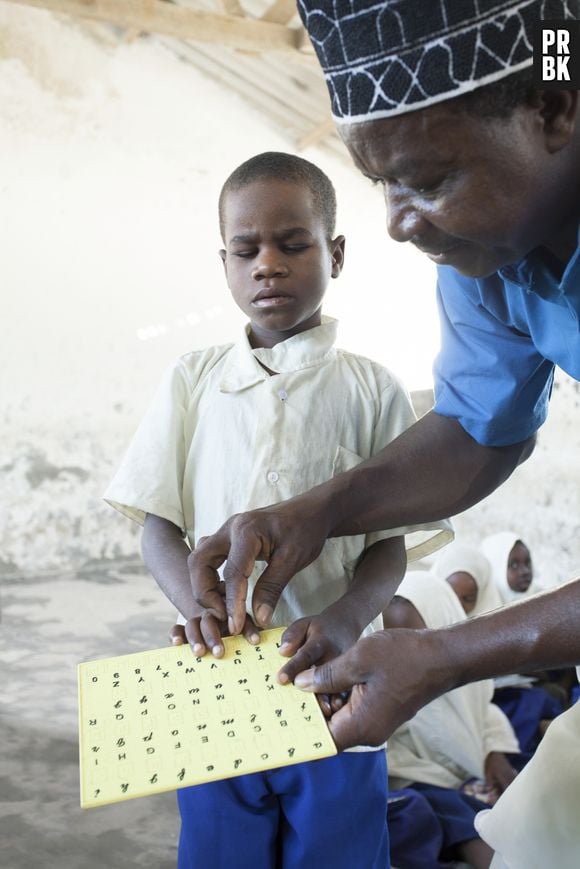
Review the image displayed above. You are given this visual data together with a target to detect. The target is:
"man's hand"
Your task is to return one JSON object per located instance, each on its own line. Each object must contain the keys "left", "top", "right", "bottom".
{"left": 294, "top": 629, "right": 453, "bottom": 750}
{"left": 187, "top": 496, "right": 332, "bottom": 636}
{"left": 290, "top": 581, "right": 580, "bottom": 750}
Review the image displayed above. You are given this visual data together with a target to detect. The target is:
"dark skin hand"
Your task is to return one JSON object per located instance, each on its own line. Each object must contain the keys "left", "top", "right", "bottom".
{"left": 382, "top": 597, "right": 518, "bottom": 803}
{"left": 293, "top": 580, "right": 580, "bottom": 750}
{"left": 276, "top": 536, "right": 406, "bottom": 684}
{"left": 168, "top": 623, "right": 346, "bottom": 718}
{"left": 188, "top": 411, "right": 533, "bottom": 633}
{"left": 177, "top": 535, "right": 406, "bottom": 719}
{"left": 142, "top": 514, "right": 260, "bottom": 657}
{"left": 484, "top": 752, "right": 518, "bottom": 804}
{"left": 146, "top": 519, "right": 406, "bottom": 680}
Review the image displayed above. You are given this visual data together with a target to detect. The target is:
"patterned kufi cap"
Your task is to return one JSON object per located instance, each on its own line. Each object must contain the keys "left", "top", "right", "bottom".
{"left": 298, "top": 0, "right": 579, "bottom": 123}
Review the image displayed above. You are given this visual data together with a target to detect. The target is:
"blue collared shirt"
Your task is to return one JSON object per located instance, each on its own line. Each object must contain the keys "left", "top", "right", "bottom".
{"left": 433, "top": 226, "right": 580, "bottom": 446}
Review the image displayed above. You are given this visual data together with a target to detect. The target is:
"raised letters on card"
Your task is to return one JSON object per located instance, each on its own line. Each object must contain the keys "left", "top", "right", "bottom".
{"left": 78, "top": 628, "right": 336, "bottom": 808}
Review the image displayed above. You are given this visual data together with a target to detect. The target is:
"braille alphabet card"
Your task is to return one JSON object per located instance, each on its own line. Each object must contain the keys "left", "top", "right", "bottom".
{"left": 78, "top": 628, "right": 337, "bottom": 808}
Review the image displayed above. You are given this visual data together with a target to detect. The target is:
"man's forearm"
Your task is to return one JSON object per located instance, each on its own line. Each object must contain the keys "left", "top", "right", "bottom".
{"left": 313, "top": 411, "right": 533, "bottom": 536}
{"left": 435, "top": 580, "right": 580, "bottom": 691}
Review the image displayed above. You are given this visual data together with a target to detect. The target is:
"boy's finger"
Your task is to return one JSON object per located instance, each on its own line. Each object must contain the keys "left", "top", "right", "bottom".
{"left": 183, "top": 618, "right": 207, "bottom": 656}
{"left": 199, "top": 613, "right": 225, "bottom": 658}
{"left": 169, "top": 624, "right": 187, "bottom": 645}
{"left": 317, "top": 694, "right": 333, "bottom": 719}
{"left": 278, "top": 620, "right": 309, "bottom": 657}
{"left": 325, "top": 704, "right": 359, "bottom": 751}
{"left": 330, "top": 692, "right": 348, "bottom": 713}
{"left": 277, "top": 640, "right": 325, "bottom": 685}
{"left": 241, "top": 614, "right": 261, "bottom": 645}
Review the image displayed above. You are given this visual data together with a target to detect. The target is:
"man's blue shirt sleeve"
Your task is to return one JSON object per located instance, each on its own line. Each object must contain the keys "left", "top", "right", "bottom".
{"left": 433, "top": 267, "right": 554, "bottom": 447}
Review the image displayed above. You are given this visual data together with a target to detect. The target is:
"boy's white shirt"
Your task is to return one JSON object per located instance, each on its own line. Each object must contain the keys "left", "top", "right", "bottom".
{"left": 105, "top": 316, "right": 452, "bottom": 631}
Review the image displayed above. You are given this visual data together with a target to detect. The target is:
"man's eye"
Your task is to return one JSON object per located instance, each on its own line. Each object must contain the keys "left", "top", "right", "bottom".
{"left": 283, "top": 245, "right": 309, "bottom": 253}
{"left": 233, "top": 250, "right": 255, "bottom": 258}
{"left": 415, "top": 181, "right": 441, "bottom": 195}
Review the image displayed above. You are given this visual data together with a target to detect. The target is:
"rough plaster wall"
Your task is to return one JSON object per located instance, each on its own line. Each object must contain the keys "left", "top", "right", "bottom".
{"left": 1, "top": 5, "right": 578, "bottom": 587}
{"left": 451, "top": 373, "right": 580, "bottom": 586}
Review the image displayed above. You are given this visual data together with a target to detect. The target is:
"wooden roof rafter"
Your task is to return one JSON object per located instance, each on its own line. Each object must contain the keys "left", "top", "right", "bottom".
{"left": 4, "top": 0, "right": 314, "bottom": 57}
{"left": 6, "top": 0, "right": 343, "bottom": 154}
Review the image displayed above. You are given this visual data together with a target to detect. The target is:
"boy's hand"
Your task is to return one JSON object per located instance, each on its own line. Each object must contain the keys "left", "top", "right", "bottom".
{"left": 276, "top": 608, "right": 361, "bottom": 685}
{"left": 171, "top": 581, "right": 261, "bottom": 657}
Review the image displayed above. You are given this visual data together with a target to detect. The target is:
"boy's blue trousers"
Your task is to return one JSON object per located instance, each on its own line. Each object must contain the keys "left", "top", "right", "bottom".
{"left": 177, "top": 751, "right": 389, "bottom": 869}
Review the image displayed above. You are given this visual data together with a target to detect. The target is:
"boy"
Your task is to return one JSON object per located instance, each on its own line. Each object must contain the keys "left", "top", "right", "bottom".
{"left": 104, "top": 152, "right": 451, "bottom": 868}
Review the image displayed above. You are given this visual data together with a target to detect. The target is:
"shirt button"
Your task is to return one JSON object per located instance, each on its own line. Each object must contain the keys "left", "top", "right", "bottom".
{"left": 267, "top": 471, "right": 279, "bottom": 483}
{"left": 278, "top": 389, "right": 288, "bottom": 401}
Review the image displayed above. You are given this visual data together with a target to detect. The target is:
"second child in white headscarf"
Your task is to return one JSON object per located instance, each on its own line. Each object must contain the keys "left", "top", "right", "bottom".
{"left": 384, "top": 572, "right": 521, "bottom": 869}
{"left": 433, "top": 541, "right": 503, "bottom": 617}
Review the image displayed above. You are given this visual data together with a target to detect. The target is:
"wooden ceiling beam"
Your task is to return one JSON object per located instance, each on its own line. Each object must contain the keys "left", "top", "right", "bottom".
{"left": 5, "top": 0, "right": 301, "bottom": 53}
{"left": 261, "top": 0, "right": 296, "bottom": 25}
{"left": 296, "top": 117, "right": 335, "bottom": 150}
{"left": 218, "top": 0, "right": 244, "bottom": 17}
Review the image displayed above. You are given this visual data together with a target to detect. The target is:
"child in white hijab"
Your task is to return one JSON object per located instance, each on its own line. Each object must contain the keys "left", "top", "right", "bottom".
{"left": 433, "top": 541, "right": 503, "bottom": 617}
{"left": 480, "top": 532, "right": 552, "bottom": 604}
{"left": 384, "top": 572, "right": 521, "bottom": 869}
{"left": 479, "top": 533, "right": 567, "bottom": 753}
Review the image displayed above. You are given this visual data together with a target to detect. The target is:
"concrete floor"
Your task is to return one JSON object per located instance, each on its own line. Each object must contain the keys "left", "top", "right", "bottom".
{"left": 0, "top": 562, "right": 180, "bottom": 869}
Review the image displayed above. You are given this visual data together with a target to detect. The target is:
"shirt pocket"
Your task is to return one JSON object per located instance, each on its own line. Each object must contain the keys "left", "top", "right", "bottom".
{"left": 329, "top": 445, "right": 367, "bottom": 572}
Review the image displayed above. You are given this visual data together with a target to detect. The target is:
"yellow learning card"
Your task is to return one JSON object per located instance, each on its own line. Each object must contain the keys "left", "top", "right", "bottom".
{"left": 78, "top": 628, "right": 336, "bottom": 808}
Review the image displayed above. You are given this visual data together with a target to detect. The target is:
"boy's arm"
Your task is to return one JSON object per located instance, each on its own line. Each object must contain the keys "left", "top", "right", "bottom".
{"left": 276, "top": 535, "right": 407, "bottom": 684}
{"left": 142, "top": 514, "right": 258, "bottom": 656}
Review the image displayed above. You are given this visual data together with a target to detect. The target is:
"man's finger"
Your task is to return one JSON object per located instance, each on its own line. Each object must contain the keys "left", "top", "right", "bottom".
{"left": 250, "top": 553, "right": 297, "bottom": 628}
{"left": 188, "top": 535, "right": 228, "bottom": 621}
{"left": 223, "top": 522, "right": 264, "bottom": 634}
{"left": 294, "top": 650, "right": 361, "bottom": 695}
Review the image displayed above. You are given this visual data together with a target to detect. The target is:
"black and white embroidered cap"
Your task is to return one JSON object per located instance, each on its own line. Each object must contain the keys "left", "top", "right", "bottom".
{"left": 299, "top": 0, "right": 579, "bottom": 123}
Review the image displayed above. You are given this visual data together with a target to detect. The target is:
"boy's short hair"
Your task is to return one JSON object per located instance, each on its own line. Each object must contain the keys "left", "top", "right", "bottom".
{"left": 219, "top": 152, "right": 337, "bottom": 241}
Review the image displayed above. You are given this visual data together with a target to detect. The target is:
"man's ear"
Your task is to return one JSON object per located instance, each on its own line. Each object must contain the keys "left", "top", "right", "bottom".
{"left": 330, "top": 235, "right": 346, "bottom": 278}
{"left": 218, "top": 248, "right": 227, "bottom": 278}
{"left": 538, "top": 89, "right": 578, "bottom": 152}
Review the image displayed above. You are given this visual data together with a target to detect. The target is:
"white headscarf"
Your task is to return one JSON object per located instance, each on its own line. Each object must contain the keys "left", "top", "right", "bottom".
{"left": 387, "top": 572, "right": 519, "bottom": 790}
{"left": 480, "top": 531, "right": 545, "bottom": 604}
{"left": 433, "top": 541, "right": 504, "bottom": 617}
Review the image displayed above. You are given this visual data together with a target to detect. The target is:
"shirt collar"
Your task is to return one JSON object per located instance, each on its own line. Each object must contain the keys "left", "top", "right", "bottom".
{"left": 498, "top": 219, "right": 580, "bottom": 300}
{"left": 219, "top": 316, "right": 338, "bottom": 393}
